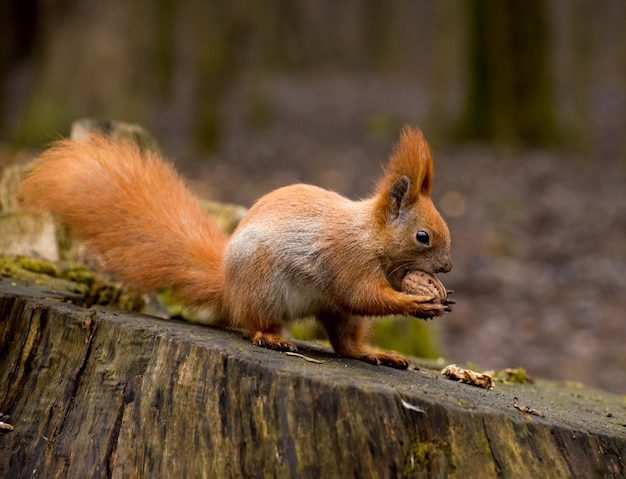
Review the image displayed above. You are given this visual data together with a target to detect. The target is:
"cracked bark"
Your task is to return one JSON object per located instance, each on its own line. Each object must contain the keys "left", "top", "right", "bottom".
{"left": 0, "top": 278, "right": 625, "bottom": 479}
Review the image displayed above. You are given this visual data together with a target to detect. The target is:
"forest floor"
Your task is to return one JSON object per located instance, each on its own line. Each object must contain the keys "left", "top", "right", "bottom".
{"left": 179, "top": 74, "right": 626, "bottom": 395}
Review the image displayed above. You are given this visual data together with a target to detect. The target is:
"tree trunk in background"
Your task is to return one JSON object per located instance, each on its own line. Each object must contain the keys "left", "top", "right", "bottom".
{"left": 4, "top": 1, "right": 624, "bottom": 153}
{"left": 0, "top": 1, "right": 40, "bottom": 137}
{"left": 11, "top": 0, "right": 157, "bottom": 146}
{"left": 456, "top": 0, "right": 559, "bottom": 146}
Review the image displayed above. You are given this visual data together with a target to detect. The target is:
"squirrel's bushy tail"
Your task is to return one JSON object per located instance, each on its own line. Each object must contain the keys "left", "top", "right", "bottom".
{"left": 19, "top": 135, "right": 228, "bottom": 309}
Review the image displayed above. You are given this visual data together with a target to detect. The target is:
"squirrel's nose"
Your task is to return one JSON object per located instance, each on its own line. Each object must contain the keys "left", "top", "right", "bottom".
{"left": 437, "top": 259, "right": 452, "bottom": 274}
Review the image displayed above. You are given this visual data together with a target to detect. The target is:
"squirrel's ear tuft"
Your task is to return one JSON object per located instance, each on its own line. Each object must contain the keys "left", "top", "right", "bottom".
{"left": 390, "top": 126, "right": 434, "bottom": 196}
{"left": 374, "top": 126, "right": 435, "bottom": 223}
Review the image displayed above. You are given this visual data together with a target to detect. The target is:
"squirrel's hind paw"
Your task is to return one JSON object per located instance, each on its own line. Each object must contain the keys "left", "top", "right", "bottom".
{"left": 336, "top": 345, "right": 411, "bottom": 370}
{"left": 251, "top": 331, "right": 298, "bottom": 352}
{"left": 369, "top": 350, "right": 411, "bottom": 369}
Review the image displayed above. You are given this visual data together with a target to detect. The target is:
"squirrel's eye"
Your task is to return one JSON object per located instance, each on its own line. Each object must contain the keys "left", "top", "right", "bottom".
{"left": 416, "top": 230, "right": 430, "bottom": 245}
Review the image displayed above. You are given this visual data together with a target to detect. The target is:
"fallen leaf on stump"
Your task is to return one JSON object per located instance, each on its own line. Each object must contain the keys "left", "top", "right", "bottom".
{"left": 441, "top": 364, "right": 495, "bottom": 389}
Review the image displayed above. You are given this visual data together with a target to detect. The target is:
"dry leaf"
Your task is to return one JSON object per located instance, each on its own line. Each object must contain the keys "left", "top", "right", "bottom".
{"left": 441, "top": 364, "right": 495, "bottom": 389}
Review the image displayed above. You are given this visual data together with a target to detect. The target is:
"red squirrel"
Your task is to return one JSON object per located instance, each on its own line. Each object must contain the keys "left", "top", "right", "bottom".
{"left": 19, "top": 126, "right": 452, "bottom": 369}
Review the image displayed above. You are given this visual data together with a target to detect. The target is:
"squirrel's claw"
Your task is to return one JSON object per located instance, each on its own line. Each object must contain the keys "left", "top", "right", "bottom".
{"left": 410, "top": 300, "right": 449, "bottom": 319}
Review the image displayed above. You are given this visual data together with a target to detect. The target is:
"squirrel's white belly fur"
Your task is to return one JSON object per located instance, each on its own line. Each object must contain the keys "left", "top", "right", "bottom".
{"left": 224, "top": 218, "right": 329, "bottom": 322}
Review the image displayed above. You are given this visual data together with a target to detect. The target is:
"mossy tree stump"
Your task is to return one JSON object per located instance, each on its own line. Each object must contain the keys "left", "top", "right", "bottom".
{"left": 0, "top": 278, "right": 624, "bottom": 478}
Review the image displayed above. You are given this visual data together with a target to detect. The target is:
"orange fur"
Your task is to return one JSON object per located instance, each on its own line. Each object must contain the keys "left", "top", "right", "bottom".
{"left": 19, "top": 136, "right": 228, "bottom": 310}
{"left": 19, "top": 127, "right": 452, "bottom": 369}
{"left": 374, "top": 126, "right": 434, "bottom": 224}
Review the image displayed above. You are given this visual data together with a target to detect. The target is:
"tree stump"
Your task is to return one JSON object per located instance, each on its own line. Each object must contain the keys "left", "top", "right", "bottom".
{"left": 0, "top": 277, "right": 624, "bottom": 478}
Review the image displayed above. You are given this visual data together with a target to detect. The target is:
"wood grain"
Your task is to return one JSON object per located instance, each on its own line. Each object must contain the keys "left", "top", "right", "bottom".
{"left": 0, "top": 278, "right": 624, "bottom": 478}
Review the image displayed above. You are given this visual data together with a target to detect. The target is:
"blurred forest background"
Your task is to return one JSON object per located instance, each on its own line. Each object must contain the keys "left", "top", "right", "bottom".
{"left": 1, "top": 0, "right": 625, "bottom": 393}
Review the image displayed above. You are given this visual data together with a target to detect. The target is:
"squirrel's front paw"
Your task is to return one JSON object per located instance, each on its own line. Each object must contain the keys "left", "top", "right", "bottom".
{"left": 409, "top": 299, "right": 449, "bottom": 319}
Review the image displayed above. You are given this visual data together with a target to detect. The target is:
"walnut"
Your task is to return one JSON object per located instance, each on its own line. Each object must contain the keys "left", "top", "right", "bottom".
{"left": 401, "top": 269, "right": 452, "bottom": 306}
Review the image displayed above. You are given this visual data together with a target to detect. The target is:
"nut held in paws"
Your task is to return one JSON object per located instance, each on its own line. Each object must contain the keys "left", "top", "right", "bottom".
{"left": 401, "top": 270, "right": 451, "bottom": 305}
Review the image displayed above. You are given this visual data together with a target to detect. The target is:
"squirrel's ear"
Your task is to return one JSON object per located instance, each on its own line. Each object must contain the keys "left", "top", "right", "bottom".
{"left": 389, "top": 175, "right": 411, "bottom": 219}
{"left": 375, "top": 126, "right": 435, "bottom": 222}
{"left": 391, "top": 126, "right": 434, "bottom": 196}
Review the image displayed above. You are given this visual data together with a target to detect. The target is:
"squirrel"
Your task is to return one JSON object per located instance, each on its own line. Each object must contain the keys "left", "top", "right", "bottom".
{"left": 19, "top": 126, "right": 452, "bottom": 369}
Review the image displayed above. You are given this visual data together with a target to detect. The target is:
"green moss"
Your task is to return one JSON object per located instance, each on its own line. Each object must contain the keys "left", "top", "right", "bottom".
{"left": 0, "top": 254, "right": 144, "bottom": 311}
{"left": 404, "top": 439, "right": 451, "bottom": 477}
{"left": 45, "top": 434, "right": 57, "bottom": 451}
{"left": 372, "top": 316, "right": 441, "bottom": 359}
{"left": 289, "top": 315, "right": 441, "bottom": 359}
{"left": 0, "top": 255, "right": 88, "bottom": 294}
{"left": 494, "top": 367, "right": 533, "bottom": 385}
{"left": 289, "top": 317, "right": 326, "bottom": 342}
{"left": 17, "top": 256, "right": 59, "bottom": 277}
{"left": 0, "top": 256, "right": 20, "bottom": 278}
{"left": 60, "top": 263, "right": 96, "bottom": 284}
{"left": 156, "top": 286, "right": 207, "bottom": 322}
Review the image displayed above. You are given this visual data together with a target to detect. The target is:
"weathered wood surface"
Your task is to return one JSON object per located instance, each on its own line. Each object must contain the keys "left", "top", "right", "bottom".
{"left": 0, "top": 277, "right": 624, "bottom": 479}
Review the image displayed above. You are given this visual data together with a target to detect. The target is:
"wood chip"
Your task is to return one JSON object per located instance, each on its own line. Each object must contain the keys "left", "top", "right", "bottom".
{"left": 285, "top": 352, "right": 324, "bottom": 364}
{"left": 514, "top": 403, "right": 545, "bottom": 417}
{"left": 400, "top": 399, "right": 426, "bottom": 414}
{"left": 0, "top": 421, "right": 14, "bottom": 432}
